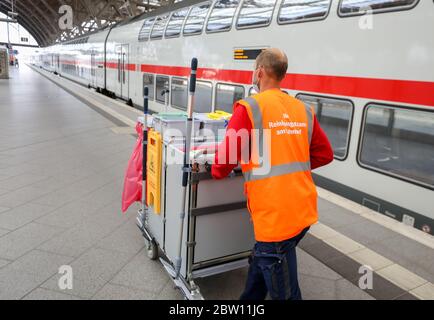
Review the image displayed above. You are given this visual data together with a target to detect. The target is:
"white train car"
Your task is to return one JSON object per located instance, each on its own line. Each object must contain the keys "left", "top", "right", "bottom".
{"left": 43, "top": 27, "right": 111, "bottom": 91}
{"left": 35, "top": 0, "right": 434, "bottom": 235}
{"left": 105, "top": 18, "right": 145, "bottom": 104}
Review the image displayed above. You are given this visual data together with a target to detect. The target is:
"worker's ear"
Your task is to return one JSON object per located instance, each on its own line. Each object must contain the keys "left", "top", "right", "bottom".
{"left": 256, "top": 66, "right": 262, "bottom": 80}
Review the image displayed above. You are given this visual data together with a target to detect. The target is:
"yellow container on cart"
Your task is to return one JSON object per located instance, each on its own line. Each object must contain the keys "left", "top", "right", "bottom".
{"left": 147, "top": 129, "right": 162, "bottom": 215}
{"left": 208, "top": 110, "right": 232, "bottom": 121}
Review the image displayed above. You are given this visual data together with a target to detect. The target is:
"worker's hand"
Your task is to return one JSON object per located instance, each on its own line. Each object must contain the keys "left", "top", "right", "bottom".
{"left": 205, "top": 162, "right": 212, "bottom": 173}
{"left": 233, "top": 167, "right": 242, "bottom": 174}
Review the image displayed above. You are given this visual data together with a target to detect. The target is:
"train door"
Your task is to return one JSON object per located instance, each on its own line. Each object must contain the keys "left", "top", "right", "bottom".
{"left": 121, "top": 44, "right": 129, "bottom": 100}
{"left": 115, "top": 44, "right": 130, "bottom": 100}
{"left": 115, "top": 45, "right": 122, "bottom": 96}
{"left": 90, "top": 50, "right": 96, "bottom": 87}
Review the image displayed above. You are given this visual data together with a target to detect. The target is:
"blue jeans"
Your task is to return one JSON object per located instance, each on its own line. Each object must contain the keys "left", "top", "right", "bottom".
{"left": 240, "top": 227, "right": 310, "bottom": 301}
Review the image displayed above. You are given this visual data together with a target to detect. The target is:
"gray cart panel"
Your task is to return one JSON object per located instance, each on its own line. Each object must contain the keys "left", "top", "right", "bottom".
{"left": 194, "top": 209, "right": 254, "bottom": 263}
{"left": 146, "top": 141, "right": 255, "bottom": 280}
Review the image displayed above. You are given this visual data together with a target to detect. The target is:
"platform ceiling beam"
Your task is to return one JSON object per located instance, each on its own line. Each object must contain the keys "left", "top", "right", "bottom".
{"left": 0, "top": 0, "right": 181, "bottom": 47}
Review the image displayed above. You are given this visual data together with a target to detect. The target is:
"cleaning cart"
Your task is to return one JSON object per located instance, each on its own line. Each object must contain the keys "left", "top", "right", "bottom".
{"left": 136, "top": 59, "right": 255, "bottom": 300}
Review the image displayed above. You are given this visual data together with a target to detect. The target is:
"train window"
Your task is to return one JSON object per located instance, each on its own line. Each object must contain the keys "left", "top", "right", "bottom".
{"left": 171, "top": 77, "right": 188, "bottom": 110}
{"left": 236, "top": 0, "right": 277, "bottom": 29}
{"left": 151, "top": 15, "right": 170, "bottom": 40}
{"left": 143, "top": 73, "right": 155, "bottom": 101}
{"left": 206, "top": 0, "right": 240, "bottom": 33}
{"left": 215, "top": 83, "right": 245, "bottom": 113}
{"left": 138, "top": 18, "right": 156, "bottom": 41}
{"left": 184, "top": 2, "right": 212, "bottom": 36}
{"left": 359, "top": 105, "right": 434, "bottom": 189}
{"left": 166, "top": 8, "right": 189, "bottom": 38}
{"left": 339, "top": 0, "right": 419, "bottom": 16}
{"left": 278, "top": 0, "right": 331, "bottom": 24}
{"left": 156, "top": 75, "right": 170, "bottom": 104}
{"left": 297, "top": 94, "right": 353, "bottom": 160}
{"left": 195, "top": 81, "right": 213, "bottom": 113}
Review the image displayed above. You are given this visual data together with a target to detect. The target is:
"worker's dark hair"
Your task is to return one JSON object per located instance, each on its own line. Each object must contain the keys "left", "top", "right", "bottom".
{"left": 256, "top": 48, "right": 288, "bottom": 81}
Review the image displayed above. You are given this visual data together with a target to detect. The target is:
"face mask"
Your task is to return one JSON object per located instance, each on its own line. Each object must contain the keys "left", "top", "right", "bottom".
{"left": 252, "top": 67, "right": 260, "bottom": 94}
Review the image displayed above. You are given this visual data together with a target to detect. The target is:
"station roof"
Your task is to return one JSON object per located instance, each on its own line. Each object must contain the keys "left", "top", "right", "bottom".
{"left": 0, "top": 0, "right": 181, "bottom": 47}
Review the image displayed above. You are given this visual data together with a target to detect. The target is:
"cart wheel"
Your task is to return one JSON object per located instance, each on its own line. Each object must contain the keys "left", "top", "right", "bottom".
{"left": 146, "top": 239, "right": 158, "bottom": 260}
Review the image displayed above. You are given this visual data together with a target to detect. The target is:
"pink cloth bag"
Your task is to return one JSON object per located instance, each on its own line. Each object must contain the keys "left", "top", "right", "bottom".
{"left": 121, "top": 122, "right": 144, "bottom": 213}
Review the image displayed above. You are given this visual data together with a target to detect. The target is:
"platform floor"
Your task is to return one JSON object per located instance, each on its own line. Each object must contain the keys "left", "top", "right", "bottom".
{"left": 0, "top": 65, "right": 432, "bottom": 300}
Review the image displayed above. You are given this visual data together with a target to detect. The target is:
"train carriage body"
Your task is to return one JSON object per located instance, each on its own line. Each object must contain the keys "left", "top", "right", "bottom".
{"left": 34, "top": 0, "right": 434, "bottom": 234}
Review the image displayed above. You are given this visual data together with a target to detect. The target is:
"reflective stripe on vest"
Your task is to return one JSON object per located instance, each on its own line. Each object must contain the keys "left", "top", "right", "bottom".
{"left": 242, "top": 95, "right": 314, "bottom": 183}
{"left": 244, "top": 96, "right": 264, "bottom": 157}
{"left": 304, "top": 102, "right": 314, "bottom": 144}
{"left": 244, "top": 161, "right": 311, "bottom": 182}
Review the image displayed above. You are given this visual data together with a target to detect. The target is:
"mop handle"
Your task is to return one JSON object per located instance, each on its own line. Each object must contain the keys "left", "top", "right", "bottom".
{"left": 174, "top": 59, "right": 198, "bottom": 279}
{"left": 182, "top": 58, "right": 198, "bottom": 187}
{"left": 143, "top": 86, "right": 149, "bottom": 182}
{"left": 187, "top": 58, "right": 198, "bottom": 118}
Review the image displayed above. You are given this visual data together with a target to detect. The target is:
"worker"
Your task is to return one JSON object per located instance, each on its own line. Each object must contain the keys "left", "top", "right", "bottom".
{"left": 211, "top": 48, "right": 334, "bottom": 300}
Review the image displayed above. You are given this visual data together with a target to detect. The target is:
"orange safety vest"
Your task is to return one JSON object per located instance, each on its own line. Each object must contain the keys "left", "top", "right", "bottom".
{"left": 237, "top": 88, "right": 318, "bottom": 242}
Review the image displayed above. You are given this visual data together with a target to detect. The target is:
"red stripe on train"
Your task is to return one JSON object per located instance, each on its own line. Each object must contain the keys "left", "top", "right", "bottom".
{"left": 126, "top": 64, "right": 137, "bottom": 71}
{"left": 60, "top": 60, "right": 434, "bottom": 107}
{"left": 281, "top": 74, "right": 434, "bottom": 108}
{"left": 139, "top": 64, "right": 434, "bottom": 107}
{"left": 105, "top": 62, "right": 136, "bottom": 71}
{"left": 140, "top": 64, "right": 250, "bottom": 83}
{"left": 105, "top": 62, "right": 117, "bottom": 69}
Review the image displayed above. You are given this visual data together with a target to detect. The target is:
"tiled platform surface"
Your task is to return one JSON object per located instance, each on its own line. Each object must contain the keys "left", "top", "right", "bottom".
{"left": 0, "top": 65, "right": 431, "bottom": 300}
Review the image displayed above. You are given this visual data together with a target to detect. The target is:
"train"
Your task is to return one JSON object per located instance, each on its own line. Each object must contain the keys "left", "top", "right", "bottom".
{"left": 32, "top": 0, "right": 434, "bottom": 235}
